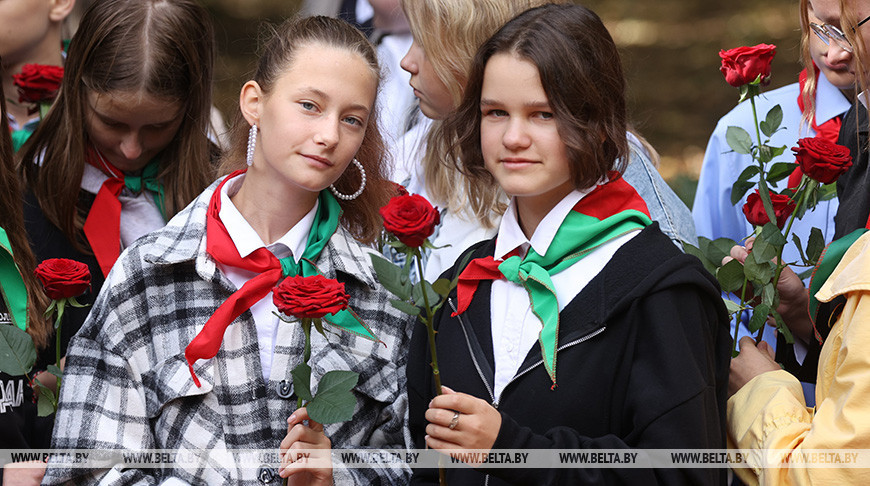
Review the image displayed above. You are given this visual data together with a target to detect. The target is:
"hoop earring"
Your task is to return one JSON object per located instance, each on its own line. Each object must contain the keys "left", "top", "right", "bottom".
{"left": 246, "top": 124, "right": 257, "bottom": 167}
{"left": 329, "top": 159, "right": 366, "bottom": 201}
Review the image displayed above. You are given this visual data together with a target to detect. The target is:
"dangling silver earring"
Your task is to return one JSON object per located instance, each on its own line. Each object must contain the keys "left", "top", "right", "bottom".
{"left": 329, "top": 159, "right": 367, "bottom": 201}
{"left": 246, "top": 124, "right": 257, "bottom": 167}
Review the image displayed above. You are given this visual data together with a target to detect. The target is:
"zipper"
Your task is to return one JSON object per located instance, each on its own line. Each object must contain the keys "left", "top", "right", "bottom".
{"left": 448, "top": 298, "right": 496, "bottom": 405}
{"left": 492, "top": 326, "right": 606, "bottom": 408}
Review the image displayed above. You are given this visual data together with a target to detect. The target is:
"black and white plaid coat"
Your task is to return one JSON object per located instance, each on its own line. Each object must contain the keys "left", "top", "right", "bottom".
{"left": 44, "top": 180, "right": 414, "bottom": 485}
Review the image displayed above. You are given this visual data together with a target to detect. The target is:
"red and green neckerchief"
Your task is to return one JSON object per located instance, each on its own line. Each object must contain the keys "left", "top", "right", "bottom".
{"left": 452, "top": 174, "right": 652, "bottom": 387}
{"left": 82, "top": 147, "right": 165, "bottom": 277}
{"left": 0, "top": 227, "right": 28, "bottom": 331}
{"left": 184, "top": 170, "right": 378, "bottom": 386}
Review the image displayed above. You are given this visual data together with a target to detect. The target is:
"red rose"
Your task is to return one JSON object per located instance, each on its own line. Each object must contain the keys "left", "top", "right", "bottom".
{"left": 719, "top": 44, "right": 776, "bottom": 87}
{"left": 791, "top": 137, "right": 852, "bottom": 184}
{"left": 12, "top": 64, "right": 64, "bottom": 104}
{"left": 742, "top": 190, "right": 795, "bottom": 229}
{"left": 272, "top": 275, "right": 350, "bottom": 319}
{"left": 34, "top": 258, "right": 91, "bottom": 300}
{"left": 379, "top": 194, "right": 441, "bottom": 248}
{"left": 391, "top": 182, "right": 409, "bottom": 197}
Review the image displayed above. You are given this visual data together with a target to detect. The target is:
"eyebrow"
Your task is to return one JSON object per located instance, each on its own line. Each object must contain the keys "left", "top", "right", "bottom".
{"left": 479, "top": 98, "right": 551, "bottom": 109}
{"left": 300, "top": 87, "right": 370, "bottom": 114}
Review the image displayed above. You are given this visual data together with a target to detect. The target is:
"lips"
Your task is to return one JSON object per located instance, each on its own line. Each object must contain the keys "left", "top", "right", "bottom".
{"left": 302, "top": 154, "right": 333, "bottom": 167}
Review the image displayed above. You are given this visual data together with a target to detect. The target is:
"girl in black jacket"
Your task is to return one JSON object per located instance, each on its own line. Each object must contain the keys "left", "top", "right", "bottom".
{"left": 407, "top": 4, "right": 732, "bottom": 485}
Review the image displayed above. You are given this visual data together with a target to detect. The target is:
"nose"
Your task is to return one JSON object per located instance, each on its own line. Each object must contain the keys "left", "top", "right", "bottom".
{"left": 313, "top": 116, "right": 340, "bottom": 148}
{"left": 502, "top": 118, "right": 531, "bottom": 150}
{"left": 119, "top": 132, "right": 144, "bottom": 160}
{"left": 826, "top": 41, "right": 853, "bottom": 66}
{"left": 400, "top": 42, "right": 419, "bottom": 75}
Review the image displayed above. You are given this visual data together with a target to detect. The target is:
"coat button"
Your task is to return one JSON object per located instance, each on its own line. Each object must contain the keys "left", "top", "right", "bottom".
{"left": 276, "top": 380, "right": 293, "bottom": 399}
{"left": 257, "top": 465, "right": 277, "bottom": 483}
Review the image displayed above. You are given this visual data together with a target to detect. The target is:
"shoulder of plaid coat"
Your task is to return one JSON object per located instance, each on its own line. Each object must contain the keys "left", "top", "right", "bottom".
{"left": 44, "top": 178, "right": 415, "bottom": 485}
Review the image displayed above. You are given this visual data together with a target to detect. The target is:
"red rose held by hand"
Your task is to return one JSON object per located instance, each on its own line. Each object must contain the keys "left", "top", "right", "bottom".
{"left": 742, "top": 190, "right": 795, "bottom": 229}
{"left": 792, "top": 137, "right": 852, "bottom": 184}
{"left": 719, "top": 44, "right": 776, "bottom": 87}
{"left": 273, "top": 275, "right": 350, "bottom": 319}
{"left": 12, "top": 64, "right": 64, "bottom": 104}
{"left": 379, "top": 194, "right": 441, "bottom": 248}
{"left": 34, "top": 258, "right": 91, "bottom": 300}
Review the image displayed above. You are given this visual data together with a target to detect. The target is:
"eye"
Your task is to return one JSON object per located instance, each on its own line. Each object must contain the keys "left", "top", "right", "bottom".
{"left": 343, "top": 115, "right": 364, "bottom": 126}
{"left": 300, "top": 101, "right": 317, "bottom": 111}
{"left": 483, "top": 109, "right": 508, "bottom": 118}
{"left": 536, "top": 111, "right": 554, "bottom": 120}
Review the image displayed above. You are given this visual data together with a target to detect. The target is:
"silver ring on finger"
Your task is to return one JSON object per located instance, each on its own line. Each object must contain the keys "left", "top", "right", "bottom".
{"left": 448, "top": 410, "right": 460, "bottom": 430}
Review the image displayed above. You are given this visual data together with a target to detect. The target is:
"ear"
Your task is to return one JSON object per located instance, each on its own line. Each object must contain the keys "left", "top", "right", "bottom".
{"left": 49, "top": 0, "right": 76, "bottom": 22}
{"left": 240, "top": 80, "right": 262, "bottom": 127}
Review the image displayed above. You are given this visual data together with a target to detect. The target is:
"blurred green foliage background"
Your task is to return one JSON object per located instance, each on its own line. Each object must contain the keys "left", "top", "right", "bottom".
{"left": 195, "top": 0, "right": 802, "bottom": 206}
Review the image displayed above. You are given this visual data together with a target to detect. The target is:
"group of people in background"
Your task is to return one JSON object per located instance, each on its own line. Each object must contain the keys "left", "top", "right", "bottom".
{"left": 0, "top": 0, "right": 869, "bottom": 485}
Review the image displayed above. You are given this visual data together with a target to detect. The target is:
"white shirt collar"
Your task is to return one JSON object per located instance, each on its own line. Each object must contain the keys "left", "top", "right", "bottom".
{"left": 815, "top": 71, "right": 852, "bottom": 125}
{"left": 218, "top": 173, "right": 316, "bottom": 262}
{"left": 494, "top": 187, "right": 596, "bottom": 260}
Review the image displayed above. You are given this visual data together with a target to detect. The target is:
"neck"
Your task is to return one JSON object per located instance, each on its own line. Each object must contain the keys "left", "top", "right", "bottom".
{"left": 2, "top": 37, "right": 65, "bottom": 126}
{"left": 230, "top": 166, "right": 320, "bottom": 245}
{"left": 514, "top": 185, "right": 575, "bottom": 240}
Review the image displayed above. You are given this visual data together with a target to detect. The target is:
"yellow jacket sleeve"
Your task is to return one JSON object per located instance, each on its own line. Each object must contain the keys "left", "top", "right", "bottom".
{"left": 726, "top": 231, "right": 870, "bottom": 485}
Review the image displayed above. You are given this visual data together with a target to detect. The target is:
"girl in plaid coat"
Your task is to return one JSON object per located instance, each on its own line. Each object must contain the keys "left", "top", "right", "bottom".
{"left": 46, "top": 16, "right": 413, "bottom": 485}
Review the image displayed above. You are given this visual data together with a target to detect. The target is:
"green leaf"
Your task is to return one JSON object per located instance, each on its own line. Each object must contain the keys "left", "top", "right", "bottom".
{"left": 369, "top": 254, "right": 411, "bottom": 300}
{"left": 412, "top": 281, "right": 441, "bottom": 308}
{"left": 47, "top": 364, "right": 62, "bottom": 379}
{"left": 791, "top": 233, "right": 810, "bottom": 266}
{"left": 748, "top": 304, "right": 771, "bottom": 333}
{"left": 684, "top": 242, "right": 717, "bottom": 276}
{"left": 736, "top": 165, "right": 760, "bottom": 184}
{"left": 307, "top": 370, "right": 359, "bottom": 424}
{"left": 760, "top": 105, "right": 783, "bottom": 137}
{"left": 291, "top": 362, "right": 313, "bottom": 402}
{"left": 717, "top": 259, "right": 746, "bottom": 293}
{"left": 760, "top": 223, "right": 788, "bottom": 247}
{"left": 761, "top": 282, "right": 777, "bottom": 308}
{"left": 708, "top": 237, "right": 739, "bottom": 266}
{"left": 432, "top": 278, "right": 452, "bottom": 297}
{"left": 767, "top": 162, "right": 798, "bottom": 185}
{"left": 749, "top": 232, "right": 781, "bottom": 264}
{"left": 819, "top": 182, "right": 838, "bottom": 201}
{"left": 0, "top": 325, "right": 37, "bottom": 376}
{"left": 36, "top": 386, "right": 57, "bottom": 417}
{"left": 744, "top": 257, "right": 774, "bottom": 284}
{"left": 806, "top": 227, "right": 826, "bottom": 265}
{"left": 724, "top": 299, "right": 744, "bottom": 315}
{"left": 390, "top": 299, "right": 420, "bottom": 316}
{"left": 731, "top": 180, "right": 757, "bottom": 205}
{"left": 772, "top": 310, "right": 794, "bottom": 344}
{"left": 726, "top": 126, "right": 753, "bottom": 154}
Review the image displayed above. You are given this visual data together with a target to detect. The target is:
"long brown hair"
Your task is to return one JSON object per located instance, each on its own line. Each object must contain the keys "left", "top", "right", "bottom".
{"left": 218, "top": 16, "right": 393, "bottom": 244}
{"left": 20, "top": 0, "right": 215, "bottom": 252}
{"left": 441, "top": 3, "right": 629, "bottom": 217}
{"left": 0, "top": 69, "right": 50, "bottom": 350}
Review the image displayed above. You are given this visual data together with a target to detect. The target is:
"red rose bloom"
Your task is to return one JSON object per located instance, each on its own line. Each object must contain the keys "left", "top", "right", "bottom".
{"left": 742, "top": 190, "right": 795, "bottom": 229}
{"left": 272, "top": 275, "right": 350, "bottom": 319}
{"left": 379, "top": 194, "right": 441, "bottom": 248}
{"left": 719, "top": 44, "right": 776, "bottom": 87}
{"left": 12, "top": 64, "right": 64, "bottom": 104}
{"left": 34, "top": 258, "right": 91, "bottom": 300}
{"left": 792, "top": 137, "right": 852, "bottom": 184}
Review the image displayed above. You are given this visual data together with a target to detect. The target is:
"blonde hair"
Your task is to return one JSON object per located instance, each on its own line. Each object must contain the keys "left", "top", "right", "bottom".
{"left": 841, "top": 0, "right": 870, "bottom": 148}
{"left": 800, "top": 0, "right": 819, "bottom": 132}
{"left": 401, "top": 0, "right": 563, "bottom": 226}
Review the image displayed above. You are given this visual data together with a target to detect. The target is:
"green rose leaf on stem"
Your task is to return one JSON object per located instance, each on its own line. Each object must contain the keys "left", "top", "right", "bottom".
{"left": 717, "top": 259, "right": 747, "bottom": 294}
{"left": 726, "top": 126, "right": 753, "bottom": 155}
{"left": 0, "top": 325, "right": 37, "bottom": 376}
{"left": 306, "top": 370, "right": 359, "bottom": 424}
{"left": 759, "top": 104, "right": 783, "bottom": 138}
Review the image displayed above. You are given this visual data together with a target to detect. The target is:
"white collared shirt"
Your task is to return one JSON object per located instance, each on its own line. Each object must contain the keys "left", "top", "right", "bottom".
{"left": 80, "top": 164, "right": 166, "bottom": 251}
{"left": 490, "top": 189, "right": 640, "bottom": 399}
{"left": 217, "top": 173, "right": 317, "bottom": 381}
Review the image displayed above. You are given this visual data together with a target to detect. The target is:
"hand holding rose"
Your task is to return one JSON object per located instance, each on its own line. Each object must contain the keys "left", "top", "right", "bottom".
{"left": 278, "top": 407, "right": 334, "bottom": 485}
{"left": 424, "top": 386, "right": 502, "bottom": 465}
